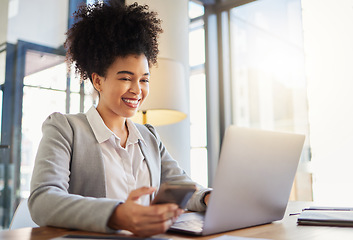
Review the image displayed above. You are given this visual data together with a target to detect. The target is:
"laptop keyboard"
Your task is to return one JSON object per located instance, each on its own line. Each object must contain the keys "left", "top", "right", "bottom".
{"left": 170, "top": 212, "right": 205, "bottom": 233}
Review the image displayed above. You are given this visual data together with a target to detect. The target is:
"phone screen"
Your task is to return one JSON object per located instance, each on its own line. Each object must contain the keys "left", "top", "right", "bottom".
{"left": 151, "top": 183, "right": 197, "bottom": 209}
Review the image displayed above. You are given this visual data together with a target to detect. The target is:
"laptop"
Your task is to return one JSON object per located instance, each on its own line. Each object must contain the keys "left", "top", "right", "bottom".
{"left": 169, "top": 125, "right": 305, "bottom": 236}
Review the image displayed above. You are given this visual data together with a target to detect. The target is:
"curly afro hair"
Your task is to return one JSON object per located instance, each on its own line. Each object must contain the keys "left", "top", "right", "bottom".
{"left": 64, "top": 0, "right": 163, "bottom": 82}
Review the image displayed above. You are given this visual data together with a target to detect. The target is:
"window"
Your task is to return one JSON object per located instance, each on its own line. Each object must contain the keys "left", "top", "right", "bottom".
{"left": 229, "top": 0, "right": 311, "bottom": 199}
{"left": 201, "top": 0, "right": 311, "bottom": 199}
{"left": 230, "top": 0, "right": 308, "bottom": 131}
{"left": 189, "top": 1, "right": 208, "bottom": 187}
{"left": 0, "top": 43, "right": 5, "bottom": 137}
{"left": 21, "top": 49, "right": 95, "bottom": 198}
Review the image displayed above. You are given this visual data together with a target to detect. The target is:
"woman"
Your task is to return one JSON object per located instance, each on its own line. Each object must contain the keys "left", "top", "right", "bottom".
{"left": 28, "top": 0, "right": 210, "bottom": 236}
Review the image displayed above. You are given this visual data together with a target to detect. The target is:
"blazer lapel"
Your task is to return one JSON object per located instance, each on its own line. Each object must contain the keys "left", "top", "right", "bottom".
{"left": 138, "top": 139, "right": 159, "bottom": 200}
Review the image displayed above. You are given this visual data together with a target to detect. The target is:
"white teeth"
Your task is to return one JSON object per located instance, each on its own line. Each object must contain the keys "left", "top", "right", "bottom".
{"left": 123, "top": 98, "right": 139, "bottom": 104}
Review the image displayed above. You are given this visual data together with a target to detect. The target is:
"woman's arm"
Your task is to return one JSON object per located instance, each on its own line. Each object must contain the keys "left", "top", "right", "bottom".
{"left": 29, "top": 113, "right": 119, "bottom": 233}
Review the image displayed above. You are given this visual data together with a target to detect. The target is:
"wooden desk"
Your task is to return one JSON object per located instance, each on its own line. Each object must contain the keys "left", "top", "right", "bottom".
{"left": 1, "top": 202, "right": 353, "bottom": 240}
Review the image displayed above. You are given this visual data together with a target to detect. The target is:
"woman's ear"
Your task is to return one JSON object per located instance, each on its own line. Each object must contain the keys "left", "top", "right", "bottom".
{"left": 91, "top": 72, "right": 102, "bottom": 92}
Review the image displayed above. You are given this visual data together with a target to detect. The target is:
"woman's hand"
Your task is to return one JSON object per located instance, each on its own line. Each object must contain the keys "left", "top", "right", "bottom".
{"left": 204, "top": 192, "right": 211, "bottom": 206}
{"left": 108, "top": 186, "right": 184, "bottom": 237}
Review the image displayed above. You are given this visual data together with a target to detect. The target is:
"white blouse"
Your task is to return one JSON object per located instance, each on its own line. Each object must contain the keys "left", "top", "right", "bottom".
{"left": 86, "top": 107, "right": 151, "bottom": 205}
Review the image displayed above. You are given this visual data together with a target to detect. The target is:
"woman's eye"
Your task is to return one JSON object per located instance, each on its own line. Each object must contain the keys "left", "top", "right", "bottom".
{"left": 120, "top": 78, "right": 130, "bottom": 81}
{"left": 141, "top": 79, "right": 149, "bottom": 83}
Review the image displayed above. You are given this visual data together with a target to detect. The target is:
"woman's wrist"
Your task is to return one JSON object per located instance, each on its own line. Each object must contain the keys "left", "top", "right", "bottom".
{"left": 107, "top": 203, "right": 124, "bottom": 230}
{"left": 202, "top": 191, "right": 211, "bottom": 206}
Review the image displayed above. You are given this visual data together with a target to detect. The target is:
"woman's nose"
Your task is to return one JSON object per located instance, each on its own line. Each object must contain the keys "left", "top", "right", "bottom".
{"left": 130, "top": 81, "right": 142, "bottom": 95}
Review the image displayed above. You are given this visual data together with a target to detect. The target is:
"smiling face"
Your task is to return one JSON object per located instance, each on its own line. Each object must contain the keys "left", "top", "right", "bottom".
{"left": 92, "top": 54, "right": 150, "bottom": 121}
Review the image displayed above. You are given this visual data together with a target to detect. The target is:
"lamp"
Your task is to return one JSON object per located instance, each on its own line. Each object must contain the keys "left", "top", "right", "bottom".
{"left": 131, "top": 58, "right": 188, "bottom": 126}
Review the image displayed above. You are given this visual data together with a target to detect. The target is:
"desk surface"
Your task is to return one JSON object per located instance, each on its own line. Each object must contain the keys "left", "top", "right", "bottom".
{"left": 1, "top": 202, "right": 353, "bottom": 240}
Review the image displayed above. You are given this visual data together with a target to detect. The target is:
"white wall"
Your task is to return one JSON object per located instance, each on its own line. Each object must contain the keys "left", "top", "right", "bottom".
{"left": 7, "top": 0, "right": 68, "bottom": 48}
{"left": 126, "top": 0, "right": 191, "bottom": 174}
{"left": 0, "top": 0, "right": 8, "bottom": 44}
{"left": 302, "top": 0, "right": 353, "bottom": 204}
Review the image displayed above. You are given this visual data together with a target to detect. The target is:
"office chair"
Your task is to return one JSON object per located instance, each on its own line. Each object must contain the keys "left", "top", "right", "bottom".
{"left": 9, "top": 198, "right": 39, "bottom": 229}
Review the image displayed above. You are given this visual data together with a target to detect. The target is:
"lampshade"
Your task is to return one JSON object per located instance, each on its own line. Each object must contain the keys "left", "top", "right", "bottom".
{"left": 131, "top": 58, "right": 188, "bottom": 126}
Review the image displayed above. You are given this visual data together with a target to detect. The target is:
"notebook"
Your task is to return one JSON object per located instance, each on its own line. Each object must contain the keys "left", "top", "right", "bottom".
{"left": 297, "top": 207, "right": 353, "bottom": 227}
{"left": 169, "top": 126, "right": 305, "bottom": 236}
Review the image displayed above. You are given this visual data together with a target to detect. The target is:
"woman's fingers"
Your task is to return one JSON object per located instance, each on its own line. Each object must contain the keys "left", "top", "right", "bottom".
{"left": 109, "top": 186, "right": 185, "bottom": 236}
{"left": 127, "top": 186, "right": 156, "bottom": 202}
{"left": 136, "top": 203, "right": 179, "bottom": 222}
{"left": 116, "top": 202, "right": 181, "bottom": 235}
{"left": 128, "top": 204, "right": 181, "bottom": 237}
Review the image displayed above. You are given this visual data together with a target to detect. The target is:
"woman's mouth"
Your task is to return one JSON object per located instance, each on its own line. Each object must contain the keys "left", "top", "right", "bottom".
{"left": 122, "top": 98, "right": 140, "bottom": 108}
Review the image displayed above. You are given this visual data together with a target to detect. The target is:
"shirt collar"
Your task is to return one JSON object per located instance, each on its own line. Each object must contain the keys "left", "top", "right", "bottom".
{"left": 86, "top": 106, "right": 146, "bottom": 146}
{"left": 86, "top": 106, "right": 112, "bottom": 143}
{"left": 125, "top": 118, "right": 147, "bottom": 147}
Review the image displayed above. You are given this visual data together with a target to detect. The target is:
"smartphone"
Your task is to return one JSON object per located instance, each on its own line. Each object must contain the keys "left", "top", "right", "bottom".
{"left": 151, "top": 182, "right": 197, "bottom": 209}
